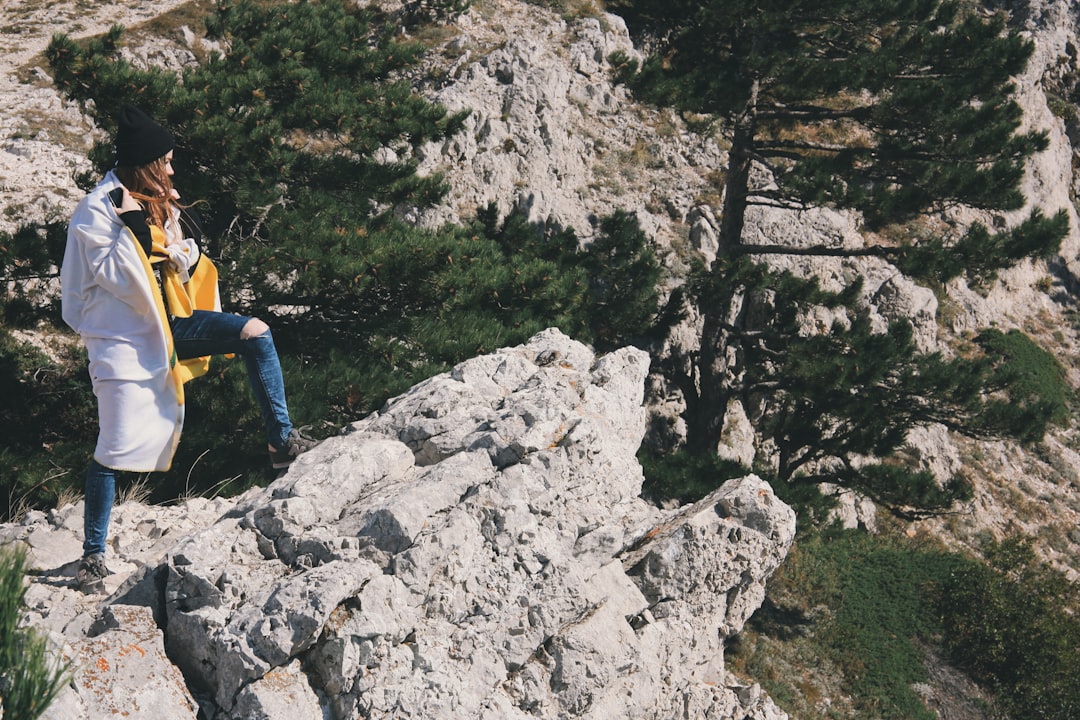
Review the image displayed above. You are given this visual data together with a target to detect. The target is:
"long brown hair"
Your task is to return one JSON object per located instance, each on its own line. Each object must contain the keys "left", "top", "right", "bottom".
{"left": 114, "top": 156, "right": 176, "bottom": 229}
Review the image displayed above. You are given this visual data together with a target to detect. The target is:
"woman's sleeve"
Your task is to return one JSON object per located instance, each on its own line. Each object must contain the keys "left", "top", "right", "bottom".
{"left": 178, "top": 206, "right": 205, "bottom": 273}
{"left": 71, "top": 202, "right": 155, "bottom": 310}
{"left": 119, "top": 210, "right": 153, "bottom": 257}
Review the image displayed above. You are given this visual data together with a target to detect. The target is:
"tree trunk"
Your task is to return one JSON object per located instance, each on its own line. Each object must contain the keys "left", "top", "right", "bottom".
{"left": 718, "top": 81, "right": 758, "bottom": 255}
{"left": 686, "top": 84, "right": 758, "bottom": 455}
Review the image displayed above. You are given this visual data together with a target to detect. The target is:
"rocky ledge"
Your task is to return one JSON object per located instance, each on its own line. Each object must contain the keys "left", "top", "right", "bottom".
{"left": 7, "top": 329, "right": 795, "bottom": 719}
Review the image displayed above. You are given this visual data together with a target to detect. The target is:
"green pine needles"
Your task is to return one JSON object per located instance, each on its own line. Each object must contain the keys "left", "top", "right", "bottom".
{"left": 616, "top": 0, "right": 1070, "bottom": 512}
{"left": 617, "top": 0, "right": 1049, "bottom": 228}
{"left": 0, "top": 546, "right": 72, "bottom": 719}
{"left": 38, "top": 0, "right": 663, "bottom": 494}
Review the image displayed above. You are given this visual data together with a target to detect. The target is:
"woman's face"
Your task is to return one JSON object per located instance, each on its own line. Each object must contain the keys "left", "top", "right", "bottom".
{"left": 145, "top": 151, "right": 175, "bottom": 196}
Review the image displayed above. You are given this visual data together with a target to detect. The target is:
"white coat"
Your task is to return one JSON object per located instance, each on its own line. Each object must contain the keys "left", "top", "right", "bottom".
{"left": 61, "top": 170, "right": 183, "bottom": 472}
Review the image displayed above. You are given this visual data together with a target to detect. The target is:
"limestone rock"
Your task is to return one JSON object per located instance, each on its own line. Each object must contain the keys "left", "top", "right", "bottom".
{"left": 41, "top": 605, "right": 199, "bottom": 719}
{"left": 410, "top": 1, "right": 725, "bottom": 247}
{"left": 9, "top": 330, "right": 795, "bottom": 719}
{"left": 8, "top": 0, "right": 1080, "bottom": 715}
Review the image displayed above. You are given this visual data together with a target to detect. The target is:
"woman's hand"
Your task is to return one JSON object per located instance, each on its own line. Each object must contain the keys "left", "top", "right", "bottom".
{"left": 116, "top": 187, "right": 142, "bottom": 214}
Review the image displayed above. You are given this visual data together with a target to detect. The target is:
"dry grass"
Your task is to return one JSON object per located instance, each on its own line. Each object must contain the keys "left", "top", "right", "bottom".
{"left": 116, "top": 474, "right": 153, "bottom": 505}
{"left": 523, "top": 0, "right": 605, "bottom": 21}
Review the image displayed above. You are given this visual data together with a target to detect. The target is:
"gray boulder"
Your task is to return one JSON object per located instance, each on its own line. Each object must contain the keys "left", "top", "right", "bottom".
{"left": 10, "top": 329, "right": 794, "bottom": 719}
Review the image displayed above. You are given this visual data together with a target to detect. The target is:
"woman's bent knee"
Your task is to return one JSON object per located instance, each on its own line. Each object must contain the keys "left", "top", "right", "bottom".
{"left": 240, "top": 318, "right": 270, "bottom": 340}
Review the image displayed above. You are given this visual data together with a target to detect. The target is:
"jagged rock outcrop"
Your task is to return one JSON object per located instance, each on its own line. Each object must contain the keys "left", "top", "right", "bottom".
{"left": 409, "top": 1, "right": 726, "bottom": 250}
{"left": 6, "top": 330, "right": 796, "bottom": 719}
{"left": 7, "top": 0, "right": 1080, "bottom": 714}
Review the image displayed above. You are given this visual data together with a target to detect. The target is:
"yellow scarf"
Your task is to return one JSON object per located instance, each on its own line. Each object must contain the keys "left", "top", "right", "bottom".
{"left": 132, "top": 226, "right": 221, "bottom": 403}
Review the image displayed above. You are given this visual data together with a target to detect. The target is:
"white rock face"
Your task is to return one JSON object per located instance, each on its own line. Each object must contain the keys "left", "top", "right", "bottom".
{"left": 408, "top": 1, "right": 725, "bottom": 247}
{"left": 6, "top": 0, "right": 1080, "bottom": 713}
{"left": 6, "top": 330, "right": 796, "bottom": 719}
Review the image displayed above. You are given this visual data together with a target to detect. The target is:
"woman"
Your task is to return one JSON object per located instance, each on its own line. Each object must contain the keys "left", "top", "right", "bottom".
{"left": 61, "top": 104, "right": 315, "bottom": 593}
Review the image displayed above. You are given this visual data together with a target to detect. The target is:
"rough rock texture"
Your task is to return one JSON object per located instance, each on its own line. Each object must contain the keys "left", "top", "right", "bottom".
{"left": 6, "top": 0, "right": 1080, "bottom": 712}
{"left": 5, "top": 330, "right": 796, "bottom": 719}
{"left": 408, "top": 2, "right": 725, "bottom": 250}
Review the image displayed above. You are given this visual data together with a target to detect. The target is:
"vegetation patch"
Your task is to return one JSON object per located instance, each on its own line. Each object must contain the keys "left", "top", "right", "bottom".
{"left": 728, "top": 526, "right": 1080, "bottom": 720}
{"left": 0, "top": 547, "right": 72, "bottom": 720}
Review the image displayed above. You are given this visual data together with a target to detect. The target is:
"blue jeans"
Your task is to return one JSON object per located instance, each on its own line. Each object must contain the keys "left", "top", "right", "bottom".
{"left": 84, "top": 310, "right": 294, "bottom": 558}
{"left": 83, "top": 459, "right": 115, "bottom": 557}
{"left": 171, "top": 310, "right": 294, "bottom": 449}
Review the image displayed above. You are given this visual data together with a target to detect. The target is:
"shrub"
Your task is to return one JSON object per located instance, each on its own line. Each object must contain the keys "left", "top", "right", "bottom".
{"left": 938, "top": 537, "right": 1080, "bottom": 720}
{"left": 0, "top": 546, "right": 72, "bottom": 719}
{"left": 731, "top": 528, "right": 1080, "bottom": 720}
{"left": 0, "top": 329, "right": 96, "bottom": 520}
{"left": 638, "top": 448, "right": 748, "bottom": 505}
{"left": 733, "top": 528, "right": 961, "bottom": 720}
{"left": 404, "top": 0, "right": 472, "bottom": 24}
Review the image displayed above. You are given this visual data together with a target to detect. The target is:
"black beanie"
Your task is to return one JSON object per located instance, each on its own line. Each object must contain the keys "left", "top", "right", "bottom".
{"left": 114, "top": 104, "right": 174, "bottom": 167}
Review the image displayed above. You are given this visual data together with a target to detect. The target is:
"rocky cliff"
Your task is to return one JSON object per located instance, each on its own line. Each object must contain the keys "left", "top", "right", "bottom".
{"left": 9, "top": 329, "right": 796, "bottom": 719}
{"left": 6, "top": 0, "right": 1080, "bottom": 717}
{"left": 399, "top": 0, "right": 1080, "bottom": 568}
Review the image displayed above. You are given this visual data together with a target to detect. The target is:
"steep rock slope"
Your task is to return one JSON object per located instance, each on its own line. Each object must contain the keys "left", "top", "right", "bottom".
{"left": 404, "top": 0, "right": 1080, "bottom": 571}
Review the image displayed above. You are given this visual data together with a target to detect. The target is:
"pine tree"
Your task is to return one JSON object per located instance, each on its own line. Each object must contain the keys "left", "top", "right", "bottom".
{"left": 615, "top": 0, "right": 1070, "bottom": 511}
{"left": 0, "top": 221, "right": 97, "bottom": 515}
{"left": 42, "top": 0, "right": 660, "bottom": 493}
{"left": 45, "top": 0, "right": 479, "bottom": 489}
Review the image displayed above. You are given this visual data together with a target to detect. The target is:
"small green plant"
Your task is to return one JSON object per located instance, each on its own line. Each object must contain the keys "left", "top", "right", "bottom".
{"left": 938, "top": 537, "right": 1080, "bottom": 720}
{"left": 0, "top": 546, "right": 72, "bottom": 720}
{"left": 404, "top": 0, "right": 473, "bottom": 24}
{"left": 972, "top": 328, "right": 1073, "bottom": 437}
{"left": 1046, "top": 92, "right": 1077, "bottom": 123}
{"left": 729, "top": 528, "right": 957, "bottom": 719}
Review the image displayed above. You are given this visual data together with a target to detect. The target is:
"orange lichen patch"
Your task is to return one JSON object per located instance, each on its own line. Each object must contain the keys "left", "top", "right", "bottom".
{"left": 96, "top": 656, "right": 111, "bottom": 672}
{"left": 325, "top": 604, "right": 351, "bottom": 633}
{"left": 118, "top": 644, "right": 148, "bottom": 659}
{"left": 546, "top": 423, "right": 569, "bottom": 449}
{"left": 262, "top": 666, "right": 296, "bottom": 691}
{"left": 645, "top": 526, "right": 662, "bottom": 540}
